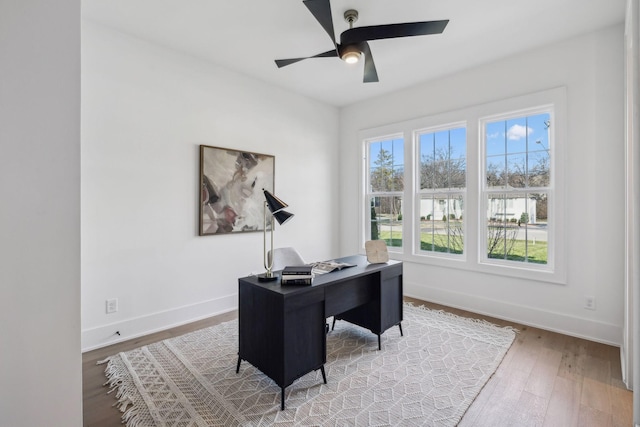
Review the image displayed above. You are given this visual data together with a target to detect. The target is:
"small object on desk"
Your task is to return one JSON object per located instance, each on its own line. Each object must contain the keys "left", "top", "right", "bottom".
{"left": 281, "top": 265, "right": 313, "bottom": 285}
{"left": 365, "top": 240, "right": 389, "bottom": 264}
{"left": 311, "top": 260, "right": 356, "bottom": 275}
{"left": 281, "top": 265, "right": 312, "bottom": 275}
{"left": 281, "top": 276, "right": 313, "bottom": 285}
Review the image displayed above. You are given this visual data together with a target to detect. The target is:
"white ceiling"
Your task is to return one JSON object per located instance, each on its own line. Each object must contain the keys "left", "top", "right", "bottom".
{"left": 82, "top": 0, "right": 626, "bottom": 107}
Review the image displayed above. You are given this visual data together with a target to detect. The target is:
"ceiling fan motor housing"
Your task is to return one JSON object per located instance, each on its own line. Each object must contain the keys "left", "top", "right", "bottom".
{"left": 344, "top": 9, "right": 358, "bottom": 26}
{"left": 339, "top": 10, "right": 361, "bottom": 63}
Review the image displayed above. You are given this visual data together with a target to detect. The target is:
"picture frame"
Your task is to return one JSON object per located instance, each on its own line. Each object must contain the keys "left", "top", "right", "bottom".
{"left": 199, "top": 145, "right": 275, "bottom": 236}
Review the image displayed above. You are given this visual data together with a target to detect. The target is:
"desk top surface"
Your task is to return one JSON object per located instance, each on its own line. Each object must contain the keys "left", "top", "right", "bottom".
{"left": 239, "top": 254, "right": 402, "bottom": 295}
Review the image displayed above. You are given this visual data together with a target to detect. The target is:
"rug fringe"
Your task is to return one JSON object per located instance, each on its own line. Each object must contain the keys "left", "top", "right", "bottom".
{"left": 404, "top": 301, "right": 520, "bottom": 334}
{"left": 98, "top": 354, "right": 146, "bottom": 426}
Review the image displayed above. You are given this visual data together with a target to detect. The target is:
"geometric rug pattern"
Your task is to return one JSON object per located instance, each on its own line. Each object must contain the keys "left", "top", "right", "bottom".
{"left": 102, "top": 303, "right": 516, "bottom": 426}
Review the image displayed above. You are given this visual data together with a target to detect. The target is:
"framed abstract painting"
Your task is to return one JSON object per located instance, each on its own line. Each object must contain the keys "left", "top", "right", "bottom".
{"left": 199, "top": 145, "right": 275, "bottom": 235}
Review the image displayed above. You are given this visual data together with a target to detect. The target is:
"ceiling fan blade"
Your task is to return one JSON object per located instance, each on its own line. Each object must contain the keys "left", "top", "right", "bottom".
{"left": 303, "top": 0, "right": 336, "bottom": 46}
{"left": 341, "top": 20, "right": 449, "bottom": 45}
{"left": 274, "top": 49, "right": 338, "bottom": 68}
{"left": 361, "top": 42, "right": 378, "bottom": 83}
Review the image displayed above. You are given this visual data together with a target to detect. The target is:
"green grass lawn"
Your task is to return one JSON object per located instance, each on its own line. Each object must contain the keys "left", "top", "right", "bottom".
{"left": 488, "top": 238, "right": 548, "bottom": 264}
{"left": 379, "top": 230, "right": 547, "bottom": 263}
{"left": 378, "top": 230, "right": 402, "bottom": 248}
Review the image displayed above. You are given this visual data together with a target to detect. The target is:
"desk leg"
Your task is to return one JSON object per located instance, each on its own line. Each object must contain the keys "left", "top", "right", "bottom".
{"left": 236, "top": 356, "right": 241, "bottom": 373}
{"left": 281, "top": 388, "right": 285, "bottom": 410}
{"left": 377, "top": 323, "right": 403, "bottom": 351}
{"left": 320, "top": 365, "right": 327, "bottom": 384}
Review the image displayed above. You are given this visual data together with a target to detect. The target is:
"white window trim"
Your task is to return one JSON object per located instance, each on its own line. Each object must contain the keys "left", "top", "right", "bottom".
{"left": 358, "top": 87, "right": 567, "bottom": 285}
{"left": 414, "top": 121, "right": 468, "bottom": 261}
{"left": 362, "top": 132, "right": 405, "bottom": 254}
{"left": 474, "top": 88, "right": 566, "bottom": 284}
{"left": 479, "top": 105, "right": 555, "bottom": 272}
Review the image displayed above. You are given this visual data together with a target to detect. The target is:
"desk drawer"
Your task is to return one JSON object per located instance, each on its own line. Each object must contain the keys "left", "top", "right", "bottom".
{"left": 325, "top": 275, "right": 376, "bottom": 317}
{"left": 284, "top": 287, "right": 324, "bottom": 313}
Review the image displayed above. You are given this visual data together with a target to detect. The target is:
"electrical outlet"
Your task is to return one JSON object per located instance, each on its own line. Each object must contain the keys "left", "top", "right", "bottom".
{"left": 106, "top": 298, "right": 118, "bottom": 314}
{"left": 584, "top": 296, "right": 596, "bottom": 310}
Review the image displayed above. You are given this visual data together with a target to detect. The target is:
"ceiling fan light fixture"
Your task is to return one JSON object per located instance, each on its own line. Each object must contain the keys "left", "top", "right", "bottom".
{"left": 340, "top": 45, "right": 361, "bottom": 64}
{"left": 342, "top": 51, "right": 360, "bottom": 64}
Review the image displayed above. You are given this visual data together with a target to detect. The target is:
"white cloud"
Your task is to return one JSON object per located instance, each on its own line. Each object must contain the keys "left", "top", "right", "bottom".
{"left": 507, "top": 124, "right": 532, "bottom": 141}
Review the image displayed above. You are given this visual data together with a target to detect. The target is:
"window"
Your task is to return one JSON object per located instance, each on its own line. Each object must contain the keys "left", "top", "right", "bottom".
{"left": 416, "top": 126, "right": 466, "bottom": 255}
{"left": 360, "top": 88, "right": 565, "bottom": 282}
{"left": 482, "top": 111, "right": 551, "bottom": 266}
{"left": 366, "top": 137, "right": 404, "bottom": 249}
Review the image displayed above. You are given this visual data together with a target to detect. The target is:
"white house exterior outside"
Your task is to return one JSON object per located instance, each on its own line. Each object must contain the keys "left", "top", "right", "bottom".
{"left": 419, "top": 196, "right": 538, "bottom": 224}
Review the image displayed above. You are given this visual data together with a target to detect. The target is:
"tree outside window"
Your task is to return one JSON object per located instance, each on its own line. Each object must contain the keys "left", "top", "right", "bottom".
{"left": 367, "top": 138, "right": 403, "bottom": 247}
{"left": 484, "top": 112, "right": 550, "bottom": 264}
{"left": 417, "top": 127, "right": 466, "bottom": 255}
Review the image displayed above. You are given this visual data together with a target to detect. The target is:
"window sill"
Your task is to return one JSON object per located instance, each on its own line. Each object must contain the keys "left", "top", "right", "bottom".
{"left": 383, "top": 250, "right": 566, "bottom": 285}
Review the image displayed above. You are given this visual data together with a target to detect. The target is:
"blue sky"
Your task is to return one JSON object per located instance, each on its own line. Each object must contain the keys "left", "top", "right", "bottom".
{"left": 485, "top": 112, "right": 551, "bottom": 185}
{"left": 369, "top": 138, "right": 404, "bottom": 169}
{"left": 369, "top": 112, "right": 549, "bottom": 177}
{"left": 419, "top": 127, "right": 466, "bottom": 162}
{"left": 486, "top": 112, "right": 551, "bottom": 157}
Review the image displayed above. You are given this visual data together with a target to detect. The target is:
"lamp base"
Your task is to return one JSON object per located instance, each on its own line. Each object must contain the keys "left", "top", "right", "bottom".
{"left": 257, "top": 272, "right": 279, "bottom": 282}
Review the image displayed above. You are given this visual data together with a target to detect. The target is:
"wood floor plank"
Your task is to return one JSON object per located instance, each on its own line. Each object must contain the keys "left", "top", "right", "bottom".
{"left": 512, "top": 390, "right": 548, "bottom": 426}
{"left": 524, "top": 346, "right": 563, "bottom": 398}
{"left": 578, "top": 404, "right": 614, "bottom": 427}
{"left": 463, "top": 369, "right": 530, "bottom": 426}
{"left": 581, "top": 377, "right": 612, "bottom": 414}
{"left": 542, "top": 376, "right": 582, "bottom": 427}
{"left": 558, "top": 335, "right": 586, "bottom": 383}
{"left": 501, "top": 326, "right": 542, "bottom": 376}
{"left": 583, "top": 353, "right": 612, "bottom": 384}
{"left": 611, "top": 384, "right": 634, "bottom": 427}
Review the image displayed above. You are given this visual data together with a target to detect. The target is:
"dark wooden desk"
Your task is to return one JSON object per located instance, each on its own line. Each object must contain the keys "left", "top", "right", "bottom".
{"left": 236, "top": 255, "right": 403, "bottom": 409}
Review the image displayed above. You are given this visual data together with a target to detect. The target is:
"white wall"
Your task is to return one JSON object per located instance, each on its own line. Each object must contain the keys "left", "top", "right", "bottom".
{"left": 0, "top": 1, "right": 82, "bottom": 425}
{"left": 625, "top": 0, "right": 640, "bottom": 419}
{"left": 81, "top": 21, "right": 340, "bottom": 350}
{"left": 340, "top": 25, "right": 625, "bottom": 345}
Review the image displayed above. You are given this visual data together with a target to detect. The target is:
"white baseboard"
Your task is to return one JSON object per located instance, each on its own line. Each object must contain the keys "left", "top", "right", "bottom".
{"left": 83, "top": 284, "right": 621, "bottom": 351}
{"left": 405, "top": 281, "right": 622, "bottom": 347}
{"left": 621, "top": 346, "right": 631, "bottom": 389}
{"left": 81, "top": 294, "right": 237, "bottom": 352}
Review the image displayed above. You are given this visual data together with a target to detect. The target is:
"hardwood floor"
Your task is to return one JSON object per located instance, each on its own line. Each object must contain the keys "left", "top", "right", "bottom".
{"left": 82, "top": 298, "right": 633, "bottom": 426}
{"left": 408, "top": 299, "right": 633, "bottom": 427}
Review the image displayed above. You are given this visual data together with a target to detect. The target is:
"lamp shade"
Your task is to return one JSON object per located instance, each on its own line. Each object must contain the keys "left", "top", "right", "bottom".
{"left": 258, "top": 189, "right": 294, "bottom": 282}
{"left": 263, "top": 189, "right": 288, "bottom": 214}
{"left": 273, "top": 209, "right": 294, "bottom": 225}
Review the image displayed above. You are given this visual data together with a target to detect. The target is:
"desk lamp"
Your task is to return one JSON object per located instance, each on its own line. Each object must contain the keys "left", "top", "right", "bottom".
{"left": 258, "top": 189, "right": 293, "bottom": 281}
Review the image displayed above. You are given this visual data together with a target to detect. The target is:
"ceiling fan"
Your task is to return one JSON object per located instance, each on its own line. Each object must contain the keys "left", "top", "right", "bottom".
{"left": 274, "top": 0, "right": 449, "bottom": 83}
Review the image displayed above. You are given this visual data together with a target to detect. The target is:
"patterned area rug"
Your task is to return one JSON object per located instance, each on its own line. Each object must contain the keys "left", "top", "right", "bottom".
{"left": 101, "top": 304, "right": 516, "bottom": 426}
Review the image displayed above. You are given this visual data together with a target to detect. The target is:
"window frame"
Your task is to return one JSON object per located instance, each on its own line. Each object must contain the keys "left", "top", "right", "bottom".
{"left": 414, "top": 121, "right": 468, "bottom": 260}
{"left": 474, "top": 89, "right": 566, "bottom": 283}
{"left": 358, "top": 87, "right": 566, "bottom": 284}
{"left": 479, "top": 106, "right": 555, "bottom": 271}
{"left": 363, "top": 133, "right": 405, "bottom": 254}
